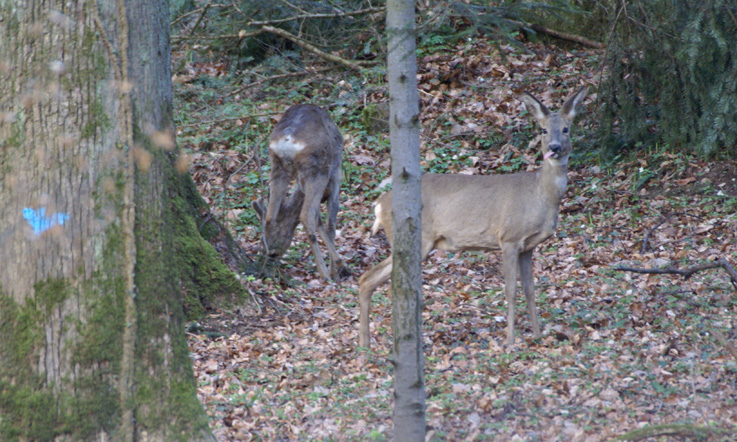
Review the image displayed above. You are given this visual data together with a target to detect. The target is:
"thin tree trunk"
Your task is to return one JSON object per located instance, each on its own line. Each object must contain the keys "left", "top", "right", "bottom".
{"left": 386, "top": 0, "right": 426, "bottom": 440}
{"left": 0, "top": 1, "right": 218, "bottom": 440}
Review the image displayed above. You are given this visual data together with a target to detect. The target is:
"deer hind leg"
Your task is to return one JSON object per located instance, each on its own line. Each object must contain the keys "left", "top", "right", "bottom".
{"left": 501, "top": 244, "right": 521, "bottom": 346}
{"left": 519, "top": 249, "right": 541, "bottom": 339}
{"left": 357, "top": 233, "right": 434, "bottom": 349}
{"left": 358, "top": 256, "right": 393, "bottom": 349}
{"left": 318, "top": 174, "right": 346, "bottom": 280}
{"left": 300, "top": 171, "right": 331, "bottom": 280}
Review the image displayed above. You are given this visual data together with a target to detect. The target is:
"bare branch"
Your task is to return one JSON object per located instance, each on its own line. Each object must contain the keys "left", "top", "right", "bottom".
{"left": 613, "top": 257, "right": 737, "bottom": 290}
{"left": 172, "top": 28, "right": 264, "bottom": 43}
{"left": 189, "top": 2, "right": 211, "bottom": 37}
{"left": 176, "top": 112, "right": 273, "bottom": 129}
{"left": 512, "top": 20, "right": 606, "bottom": 49}
{"left": 613, "top": 423, "right": 730, "bottom": 441}
{"left": 613, "top": 262, "right": 721, "bottom": 279}
{"left": 171, "top": 4, "right": 232, "bottom": 27}
{"left": 245, "top": 6, "right": 385, "bottom": 27}
{"left": 717, "top": 257, "right": 737, "bottom": 289}
{"left": 260, "top": 25, "right": 377, "bottom": 71}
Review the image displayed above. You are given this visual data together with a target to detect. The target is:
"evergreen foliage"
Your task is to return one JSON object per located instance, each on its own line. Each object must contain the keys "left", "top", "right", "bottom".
{"left": 599, "top": 0, "right": 737, "bottom": 157}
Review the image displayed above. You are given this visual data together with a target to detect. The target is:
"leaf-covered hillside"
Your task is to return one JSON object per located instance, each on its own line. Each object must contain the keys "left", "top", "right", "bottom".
{"left": 174, "top": 23, "right": 737, "bottom": 442}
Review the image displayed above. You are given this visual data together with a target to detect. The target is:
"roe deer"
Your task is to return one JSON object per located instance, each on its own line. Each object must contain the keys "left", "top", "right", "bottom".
{"left": 252, "top": 104, "right": 347, "bottom": 281}
{"left": 358, "top": 87, "right": 587, "bottom": 348}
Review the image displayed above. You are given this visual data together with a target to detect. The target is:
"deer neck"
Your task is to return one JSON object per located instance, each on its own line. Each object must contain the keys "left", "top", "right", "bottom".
{"left": 538, "top": 157, "right": 569, "bottom": 204}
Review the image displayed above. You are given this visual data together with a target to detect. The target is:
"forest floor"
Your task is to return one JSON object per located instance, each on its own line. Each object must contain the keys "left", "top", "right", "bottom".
{"left": 173, "top": 29, "right": 737, "bottom": 442}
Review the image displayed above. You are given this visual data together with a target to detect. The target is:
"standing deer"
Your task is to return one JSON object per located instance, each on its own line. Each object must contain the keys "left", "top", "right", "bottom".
{"left": 358, "top": 87, "right": 587, "bottom": 348}
{"left": 252, "top": 104, "right": 347, "bottom": 281}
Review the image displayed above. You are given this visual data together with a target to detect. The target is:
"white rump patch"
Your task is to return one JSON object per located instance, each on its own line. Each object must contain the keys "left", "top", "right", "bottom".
{"left": 269, "top": 135, "right": 306, "bottom": 159}
{"left": 371, "top": 203, "right": 383, "bottom": 235}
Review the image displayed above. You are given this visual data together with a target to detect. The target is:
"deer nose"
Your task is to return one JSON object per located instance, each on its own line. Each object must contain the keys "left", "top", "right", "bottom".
{"left": 549, "top": 143, "right": 561, "bottom": 153}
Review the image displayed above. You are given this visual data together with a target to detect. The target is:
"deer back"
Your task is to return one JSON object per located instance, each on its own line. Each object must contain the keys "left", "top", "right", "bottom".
{"left": 269, "top": 104, "right": 343, "bottom": 183}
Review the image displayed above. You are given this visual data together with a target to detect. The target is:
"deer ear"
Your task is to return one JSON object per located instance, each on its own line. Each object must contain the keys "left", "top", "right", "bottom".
{"left": 561, "top": 86, "right": 588, "bottom": 120}
{"left": 252, "top": 199, "right": 265, "bottom": 221}
{"left": 519, "top": 92, "right": 550, "bottom": 123}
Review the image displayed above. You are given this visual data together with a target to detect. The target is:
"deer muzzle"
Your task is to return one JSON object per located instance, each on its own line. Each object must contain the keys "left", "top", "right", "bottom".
{"left": 545, "top": 143, "right": 562, "bottom": 160}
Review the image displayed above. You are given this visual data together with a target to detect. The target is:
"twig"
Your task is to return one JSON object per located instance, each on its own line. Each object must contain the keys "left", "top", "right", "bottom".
{"left": 172, "top": 6, "right": 384, "bottom": 43}
{"left": 189, "top": 2, "right": 211, "bottom": 37}
{"left": 717, "top": 257, "right": 737, "bottom": 289}
{"left": 613, "top": 258, "right": 737, "bottom": 290}
{"left": 712, "top": 329, "right": 737, "bottom": 362}
{"left": 613, "top": 262, "right": 719, "bottom": 279}
{"left": 640, "top": 212, "right": 702, "bottom": 254}
{"left": 198, "top": 132, "right": 268, "bottom": 233}
{"left": 245, "top": 6, "right": 384, "bottom": 27}
{"left": 171, "top": 4, "right": 230, "bottom": 27}
{"left": 247, "top": 288, "right": 263, "bottom": 315}
{"left": 176, "top": 112, "right": 273, "bottom": 129}
{"left": 172, "top": 28, "right": 264, "bottom": 43}
{"left": 224, "top": 67, "right": 334, "bottom": 98}
{"left": 260, "top": 25, "right": 378, "bottom": 71}
{"left": 511, "top": 20, "right": 606, "bottom": 49}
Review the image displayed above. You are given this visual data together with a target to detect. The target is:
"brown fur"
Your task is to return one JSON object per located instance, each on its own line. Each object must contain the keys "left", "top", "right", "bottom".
{"left": 358, "top": 87, "right": 587, "bottom": 347}
{"left": 252, "top": 104, "right": 346, "bottom": 281}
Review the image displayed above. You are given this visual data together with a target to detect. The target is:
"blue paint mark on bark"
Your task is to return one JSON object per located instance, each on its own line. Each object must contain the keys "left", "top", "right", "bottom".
{"left": 22, "top": 207, "right": 70, "bottom": 235}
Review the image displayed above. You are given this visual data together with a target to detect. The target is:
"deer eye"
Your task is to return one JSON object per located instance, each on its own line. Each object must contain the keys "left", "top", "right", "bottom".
{"left": 563, "top": 127, "right": 569, "bottom": 134}
{"left": 541, "top": 129, "right": 548, "bottom": 135}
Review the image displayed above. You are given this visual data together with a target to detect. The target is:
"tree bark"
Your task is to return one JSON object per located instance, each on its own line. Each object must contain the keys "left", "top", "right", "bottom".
{"left": 0, "top": 1, "right": 225, "bottom": 440}
{"left": 386, "top": 0, "right": 426, "bottom": 440}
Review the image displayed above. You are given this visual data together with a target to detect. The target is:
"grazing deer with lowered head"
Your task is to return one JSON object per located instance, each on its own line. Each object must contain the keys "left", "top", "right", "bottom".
{"left": 252, "top": 104, "right": 347, "bottom": 281}
{"left": 358, "top": 87, "right": 587, "bottom": 348}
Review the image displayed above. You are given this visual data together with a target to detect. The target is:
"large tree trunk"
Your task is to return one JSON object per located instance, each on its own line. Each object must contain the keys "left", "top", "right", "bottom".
{"left": 0, "top": 1, "right": 230, "bottom": 440}
{"left": 386, "top": 0, "right": 426, "bottom": 440}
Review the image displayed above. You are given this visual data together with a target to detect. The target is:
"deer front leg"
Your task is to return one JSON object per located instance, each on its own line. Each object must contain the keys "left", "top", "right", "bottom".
{"left": 519, "top": 249, "right": 541, "bottom": 339}
{"left": 358, "top": 256, "right": 393, "bottom": 349}
{"left": 501, "top": 244, "right": 521, "bottom": 346}
{"left": 300, "top": 173, "right": 331, "bottom": 280}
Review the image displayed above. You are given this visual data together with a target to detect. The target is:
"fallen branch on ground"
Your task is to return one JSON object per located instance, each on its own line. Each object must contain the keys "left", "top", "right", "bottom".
{"left": 260, "top": 26, "right": 377, "bottom": 71}
{"left": 512, "top": 21, "right": 606, "bottom": 49}
{"left": 612, "top": 423, "right": 731, "bottom": 441}
{"left": 612, "top": 258, "right": 737, "bottom": 290}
